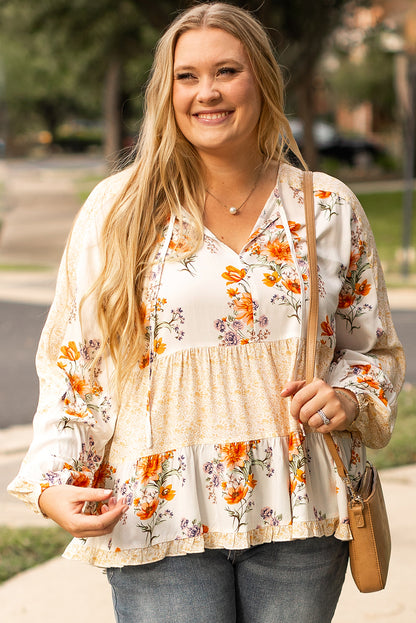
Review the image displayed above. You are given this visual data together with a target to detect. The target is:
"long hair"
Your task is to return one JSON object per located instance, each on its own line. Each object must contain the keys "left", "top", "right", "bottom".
{"left": 88, "top": 2, "right": 304, "bottom": 393}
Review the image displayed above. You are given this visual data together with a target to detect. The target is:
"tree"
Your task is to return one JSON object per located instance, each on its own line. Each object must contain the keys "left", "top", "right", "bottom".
{"left": 239, "top": 0, "right": 370, "bottom": 168}
{"left": 326, "top": 23, "right": 396, "bottom": 130}
{"left": 0, "top": 3, "right": 102, "bottom": 147}
{"left": 0, "top": 0, "right": 367, "bottom": 167}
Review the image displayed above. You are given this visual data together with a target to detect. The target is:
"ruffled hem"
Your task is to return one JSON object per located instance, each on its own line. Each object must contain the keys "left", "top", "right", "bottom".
{"left": 63, "top": 519, "right": 352, "bottom": 567}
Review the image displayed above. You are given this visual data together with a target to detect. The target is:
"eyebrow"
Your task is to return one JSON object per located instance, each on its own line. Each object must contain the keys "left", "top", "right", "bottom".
{"left": 174, "top": 59, "right": 245, "bottom": 72}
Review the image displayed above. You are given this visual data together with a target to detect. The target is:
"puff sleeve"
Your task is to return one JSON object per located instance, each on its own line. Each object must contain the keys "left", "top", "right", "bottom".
{"left": 7, "top": 176, "right": 121, "bottom": 514}
{"left": 326, "top": 188, "right": 405, "bottom": 449}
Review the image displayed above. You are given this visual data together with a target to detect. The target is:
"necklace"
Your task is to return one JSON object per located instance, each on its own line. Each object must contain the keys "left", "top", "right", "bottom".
{"left": 205, "top": 170, "right": 262, "bottom": 216}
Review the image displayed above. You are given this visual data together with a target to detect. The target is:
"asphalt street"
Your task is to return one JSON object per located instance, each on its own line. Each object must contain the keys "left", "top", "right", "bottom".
{"left": 0, "top": 300, "right": 414, "bottom": 429}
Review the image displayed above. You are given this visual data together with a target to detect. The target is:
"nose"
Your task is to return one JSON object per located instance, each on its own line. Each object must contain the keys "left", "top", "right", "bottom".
{"left": 196, "top": 77, "right": 221, "bottom": 103}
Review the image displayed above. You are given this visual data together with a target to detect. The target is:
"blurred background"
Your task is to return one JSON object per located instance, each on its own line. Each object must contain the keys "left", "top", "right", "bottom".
{"left": 0, "top": 2, "right": 415, "bottom": 619}
{"left": 0, "top": 0, "right": 415, "bottom": 178}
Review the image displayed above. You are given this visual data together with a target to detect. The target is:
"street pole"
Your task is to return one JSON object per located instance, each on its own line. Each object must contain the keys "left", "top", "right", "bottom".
{"left": 401, "top": 10, "right": 416, "bottom": 279}
{"left": 401, "top": 58, "right": 415, "bottom": 278}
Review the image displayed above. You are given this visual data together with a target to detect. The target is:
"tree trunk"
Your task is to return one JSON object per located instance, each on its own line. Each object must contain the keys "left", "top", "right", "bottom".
{"left": 104, "top": 56, "right": 122, "bottom": 168}
{"left": 296, "top": 78, "right": 318, "bottom": 171}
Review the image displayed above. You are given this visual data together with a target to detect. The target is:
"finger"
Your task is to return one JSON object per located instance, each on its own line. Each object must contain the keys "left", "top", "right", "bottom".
{"left": 288, "top": 382, "right": 320, "bottom": 420}
{"left": 71, "top": 487, "right": 114, "bottom": 503}
{"left": 280, "top": 380, "right": 306, "bottom": 397}
{"left": 70, "top": 500, "right": 129, "bottom": 538}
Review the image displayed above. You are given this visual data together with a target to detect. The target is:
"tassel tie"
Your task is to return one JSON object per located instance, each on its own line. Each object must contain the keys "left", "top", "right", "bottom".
{"left": 145, "top": 214, "right": 176, "bottom": 448}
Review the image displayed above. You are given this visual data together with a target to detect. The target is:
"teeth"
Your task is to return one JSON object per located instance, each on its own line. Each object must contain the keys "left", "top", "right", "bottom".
{"left": 197, "top": 112, "right": 229, "bottom": 120}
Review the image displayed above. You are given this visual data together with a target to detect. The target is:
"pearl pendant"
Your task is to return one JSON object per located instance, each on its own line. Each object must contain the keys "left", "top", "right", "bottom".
{"left": 229, "top": 206, "right": 238, "bottom": 215}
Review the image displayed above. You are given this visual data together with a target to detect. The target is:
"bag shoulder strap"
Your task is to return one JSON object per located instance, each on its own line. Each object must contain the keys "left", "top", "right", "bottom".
{"left": 303, "top": 170, "right": 348, "bottom": 481}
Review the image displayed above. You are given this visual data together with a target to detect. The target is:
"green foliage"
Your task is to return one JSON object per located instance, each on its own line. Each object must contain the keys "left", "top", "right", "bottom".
{"left": 368, "top": 386, "right": 416, "bottom": 469}
{"left": 0, "top": 526, "right": 71, "bottom": 584}
{"left": 326, "top": 24, "right": 396, "bottom": 126}
{"left": 357, "top": 190, "right": 416, "bottom": 276}
{"left": 0, "top": 0, "right": 367, "bottom": 148}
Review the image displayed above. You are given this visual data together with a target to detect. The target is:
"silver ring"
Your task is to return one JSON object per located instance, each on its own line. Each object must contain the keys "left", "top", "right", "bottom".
{"left": 317, "top": 408, "right": 330, "bottom": 426}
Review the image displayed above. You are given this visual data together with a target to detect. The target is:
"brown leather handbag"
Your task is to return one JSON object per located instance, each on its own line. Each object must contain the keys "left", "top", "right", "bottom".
{"left": 303, "top": 169, "right": 391, "bottom": 593}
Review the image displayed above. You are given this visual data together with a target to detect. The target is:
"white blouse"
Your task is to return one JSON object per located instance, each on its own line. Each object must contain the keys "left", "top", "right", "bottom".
{"left": 8, "top": 163, "right": 404, "bottom": 567}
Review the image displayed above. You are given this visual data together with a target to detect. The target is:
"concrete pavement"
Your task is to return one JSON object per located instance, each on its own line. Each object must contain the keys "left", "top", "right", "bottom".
{"left": 0, "top": 155, "right": 415, "bottom": 622}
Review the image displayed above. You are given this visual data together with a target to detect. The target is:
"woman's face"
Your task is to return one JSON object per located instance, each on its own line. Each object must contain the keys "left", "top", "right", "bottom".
{"left": 172, "top": 28, "right": 262, "bottom": 160}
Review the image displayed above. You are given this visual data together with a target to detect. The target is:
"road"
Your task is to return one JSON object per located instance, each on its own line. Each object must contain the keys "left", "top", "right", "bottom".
{"left": 0, "top": 300, "right": 414, "bottom": 429}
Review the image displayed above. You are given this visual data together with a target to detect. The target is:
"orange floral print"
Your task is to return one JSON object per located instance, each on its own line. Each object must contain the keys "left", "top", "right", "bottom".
{"left": 348, "top": 250, "right": 361, "bottom": 276}
{"left": 282, "top": 279, "right": 301, "bottom": 294}
{"left": 289, "top": 469, "right": 306, "bottom": 495}
{"left": 92, "top": 461, "right": 116, "bottom": 488}
{"left": 224, "top": 483, "right": 249, "bottom": 505}
{"left": 137, "top": 454, "right": 164, "bottom": 485}
{"left": 357, "top": 375, "right": 379, "bottom": 390}
{"left": 139, "top": 353, "right": 150, "bottom": 369}
{"left": 71, "top": 472, "right": 90, "bottom": 487}
{"left": 59, "top": 341, "right": 80, "bottom": 361}
{"left": 338, "top": 292, "right": 356, "bottom": 309}
{"left": 233, "top": 292, "right": 254, "bottom": 326}
{"left": 136, "top": 499, "right": 159, "bottom": 520}
{"left": 295, "top": 468, "right": 306, "bottom": 484}
{"left": 320, "top": 316, "right": 333, "bottom": 337}
{"left": 276, "top": 221, "right": 301, "bottom": 238}
{"left": 262, "top": 271, "right": 280, "bottom": 287}
{"left": 168, "top": 239, "right": 192, "bottom": 254}
{"left": 220, "top": 443, "right": 248, "bottom": 469}
{"left": 355, "top": 280, "right": 371, "bottom": 296}
{"left": 265, "top": 240, "right": 292, "bottom": 263}
{"left": 222, "top": 266, "right": 246, "bottom": 285}
{"left": 68, "top": 374, "right": 88, "bottom": 397}
{"left": 247, "top": 474, "right": 257, "bottom": 489}
{"left": 379, "top": 389, "right": 388, "bottom": 406}
{"left": 288, "top": 431, "right": 304, "bottom": 461}
{"left": 227, "top": 287, "right": 239, "bottom": 298}
{"left": 316, "top": 190, "right": 332, "bottom": 199}
{"left": 154, "top": 338, "right": 166, "bottom": 355}
{"left": 159, "top": 485, "right": 176, "bottom": 501}
{"left": 288, "top": 221, "right": 301, "bottom": 237}
{"left": 64, "top": 407, "right": 86, "bottom": 418}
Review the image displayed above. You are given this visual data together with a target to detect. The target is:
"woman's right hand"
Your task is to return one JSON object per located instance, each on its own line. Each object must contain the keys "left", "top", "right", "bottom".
{"left": 39, "top": 484, "right": 129, "bottom": 538}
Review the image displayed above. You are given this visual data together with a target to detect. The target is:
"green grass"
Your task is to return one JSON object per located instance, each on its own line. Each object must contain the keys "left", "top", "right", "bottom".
{"left": 357, "top": 190, "right": 416, "bottom": 281}
{"left": 0, "top": 263, "right": 51, "bottom": 271}
{"left": 0, "top": 526, "right": 71, "bottom": 584}
{"left": 76, "top": 174, "right": 103, "bottom": 204}
{"left": 367, "top": 384, "right": 416, "bottom": 469}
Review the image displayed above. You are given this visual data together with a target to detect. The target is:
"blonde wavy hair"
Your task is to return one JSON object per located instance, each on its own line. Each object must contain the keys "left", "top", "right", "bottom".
{"left": 89, "top": 1, "right": 304, "bottom": 393}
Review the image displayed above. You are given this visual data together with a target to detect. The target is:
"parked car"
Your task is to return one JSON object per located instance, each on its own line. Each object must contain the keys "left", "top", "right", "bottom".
{"left": 289, "top": 119, "right": 384, "bottom": 167}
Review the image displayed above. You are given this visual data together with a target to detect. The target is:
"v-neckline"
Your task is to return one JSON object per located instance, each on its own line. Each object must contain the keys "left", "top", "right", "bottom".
{"left": 203, "top": 182, "right": 280, "bottom": 257}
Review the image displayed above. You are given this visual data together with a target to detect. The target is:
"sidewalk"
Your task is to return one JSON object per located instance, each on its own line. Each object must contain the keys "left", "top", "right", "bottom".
{"left": 1, "top": 156, "right": 415, "bottom": 621}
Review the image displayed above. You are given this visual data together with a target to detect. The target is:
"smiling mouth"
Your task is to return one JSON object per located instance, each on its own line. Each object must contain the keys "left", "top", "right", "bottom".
{"left": 194, "top": 111, "right": 232, "bottom": 120}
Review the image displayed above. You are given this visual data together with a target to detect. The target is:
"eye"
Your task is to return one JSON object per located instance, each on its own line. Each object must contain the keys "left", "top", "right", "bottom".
{"left": 175, "top": 72, "right": 197, "bottom": 81}
{"left": 217, "top": 67, "right": 237, "bottom": 77}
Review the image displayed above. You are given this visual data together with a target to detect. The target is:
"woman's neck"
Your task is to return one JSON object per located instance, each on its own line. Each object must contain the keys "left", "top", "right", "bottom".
{"left": 201, "top": 150, "right": 266, "bottom": 195}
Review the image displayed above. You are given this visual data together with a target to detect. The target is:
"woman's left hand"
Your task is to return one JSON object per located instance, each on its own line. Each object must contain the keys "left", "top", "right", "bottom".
{"left": 281, "top": 379, "right": 358, "bottom": 432}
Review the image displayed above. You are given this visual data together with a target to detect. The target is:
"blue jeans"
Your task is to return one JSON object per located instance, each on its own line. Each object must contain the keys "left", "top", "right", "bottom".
{"left": 107, "top": 537, "right": 348, "bottom": 623}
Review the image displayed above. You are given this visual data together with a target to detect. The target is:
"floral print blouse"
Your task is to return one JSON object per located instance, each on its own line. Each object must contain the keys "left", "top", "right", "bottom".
{"left": 8, "top": 163, "right": 404, "bottom": 567}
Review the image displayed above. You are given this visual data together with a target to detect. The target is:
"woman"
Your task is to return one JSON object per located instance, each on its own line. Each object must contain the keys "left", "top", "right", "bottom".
{"left": 9, "top": 3, "right": 404, "bottom": 622}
